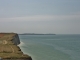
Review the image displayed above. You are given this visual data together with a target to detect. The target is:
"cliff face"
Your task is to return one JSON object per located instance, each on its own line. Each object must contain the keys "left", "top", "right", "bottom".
{"left": 0, "top": 33, "right": 32, "bottom": 60}
{"left": 12, "top": 34, "right": 20, "bottom": 45}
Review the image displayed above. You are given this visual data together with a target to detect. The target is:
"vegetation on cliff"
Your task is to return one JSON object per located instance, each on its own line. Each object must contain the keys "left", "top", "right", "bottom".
{"left": 0, "top": 33, "right": 32, "bottom": 60}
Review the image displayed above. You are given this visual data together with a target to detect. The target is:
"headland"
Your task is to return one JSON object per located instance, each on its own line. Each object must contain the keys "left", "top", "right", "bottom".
{"left": 0, "top": 33, "right": 32, "bottom": 60}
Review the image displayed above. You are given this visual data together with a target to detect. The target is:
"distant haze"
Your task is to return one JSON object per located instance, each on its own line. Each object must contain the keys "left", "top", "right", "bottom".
{"left": 0, "top": 0, "right": 80, "bottom": 34}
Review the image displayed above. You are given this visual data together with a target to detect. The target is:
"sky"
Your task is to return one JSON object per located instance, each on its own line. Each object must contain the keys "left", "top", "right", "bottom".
{"left": 0, "top": 0, "right": 80, "bottom": 34}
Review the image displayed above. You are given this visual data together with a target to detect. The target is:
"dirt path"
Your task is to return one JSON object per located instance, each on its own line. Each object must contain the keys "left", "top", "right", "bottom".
{"left": 9, "top": 45, "right": 14, "bottom": 53}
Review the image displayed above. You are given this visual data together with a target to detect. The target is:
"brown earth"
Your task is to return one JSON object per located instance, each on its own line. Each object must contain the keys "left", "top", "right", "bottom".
{"left": 0, "top": 33, "right": 32, "bottom": 60}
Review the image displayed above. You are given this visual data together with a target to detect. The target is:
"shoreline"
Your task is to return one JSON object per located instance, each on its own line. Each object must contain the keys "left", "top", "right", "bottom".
{"left": 18, "top": 41, "right": 36, "bottom": 60}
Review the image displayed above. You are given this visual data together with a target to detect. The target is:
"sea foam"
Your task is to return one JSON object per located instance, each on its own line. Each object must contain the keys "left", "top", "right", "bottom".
{"left": 18, "top": 41, "right": 24, "bottom": 46}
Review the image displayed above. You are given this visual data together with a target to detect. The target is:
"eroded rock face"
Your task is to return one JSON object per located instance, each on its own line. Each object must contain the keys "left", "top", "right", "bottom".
{"left": 12, "top": 34, "right": 20, "bottom": 45}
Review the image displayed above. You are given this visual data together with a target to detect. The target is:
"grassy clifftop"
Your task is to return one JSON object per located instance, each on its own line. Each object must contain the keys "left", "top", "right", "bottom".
{"left": 0, "top": 33, "right": 32, "bottom": 60}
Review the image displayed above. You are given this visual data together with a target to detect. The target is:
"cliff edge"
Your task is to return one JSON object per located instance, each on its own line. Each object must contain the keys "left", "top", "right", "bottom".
{"left": 0, "top": 33, "right": 32, "bottom": 60}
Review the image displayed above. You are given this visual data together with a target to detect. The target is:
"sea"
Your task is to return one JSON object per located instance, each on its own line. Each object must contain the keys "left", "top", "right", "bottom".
{"left": 18, "top": 34, "right": 80, "bottom": 60}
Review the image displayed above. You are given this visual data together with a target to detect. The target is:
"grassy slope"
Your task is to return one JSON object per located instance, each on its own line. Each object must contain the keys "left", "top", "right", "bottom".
{"left": 0, "top": 33, "right": 31, "bottom": 59}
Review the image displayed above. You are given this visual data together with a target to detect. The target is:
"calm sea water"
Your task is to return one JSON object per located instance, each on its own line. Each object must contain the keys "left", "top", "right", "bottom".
{"left": 19, "top": 34, "right": 80, "bottom": 60}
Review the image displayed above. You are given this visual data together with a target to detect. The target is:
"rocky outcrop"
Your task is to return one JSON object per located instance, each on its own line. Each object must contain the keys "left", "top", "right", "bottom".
{"left": 0, "top": 33, "right": 32, "bottom": 60}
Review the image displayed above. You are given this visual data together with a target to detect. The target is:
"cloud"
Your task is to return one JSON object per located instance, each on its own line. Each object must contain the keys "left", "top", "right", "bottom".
{"left": 72, "top": 12, "right": 80, "bottom": 15}
{"left": 0, "top": 13, "right": 80, "bottom": 34}
{"left": 0, "top": 15, "right": 54, "bottom": 21}
{"left": 0, "top": 13, "right": 80, "bottom": 22}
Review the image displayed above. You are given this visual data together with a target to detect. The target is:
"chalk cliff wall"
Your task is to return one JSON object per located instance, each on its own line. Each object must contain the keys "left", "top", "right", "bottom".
{"left": 12, "top": 34, "right": 20, "bottom": 45}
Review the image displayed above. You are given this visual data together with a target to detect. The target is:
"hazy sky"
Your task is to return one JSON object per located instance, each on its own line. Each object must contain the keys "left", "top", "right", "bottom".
{"left": 0, "top": 0, "right": 80, "bottom": 34}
